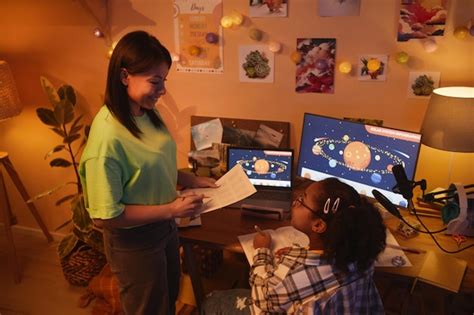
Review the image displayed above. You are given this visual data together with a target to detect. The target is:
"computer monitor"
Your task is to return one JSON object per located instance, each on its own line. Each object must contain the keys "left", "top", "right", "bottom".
{"left": 227, "top": 147, "right": 293, "bottom": 189}
{"left": 297, "top": 113, "right": 422, "bottom": 207}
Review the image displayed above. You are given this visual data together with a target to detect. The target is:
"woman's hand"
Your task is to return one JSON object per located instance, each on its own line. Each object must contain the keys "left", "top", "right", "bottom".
{"left": 170, "top": 193, "right": 206, "bottom": 218}
{"left": 178, "top": 171, "right": 218, "bottom": 189}
{"left": 192, "top": 176, "right": 218, "bottom": 188}
{"left": 253, "top": 232, "right": 272, "bottom": 249}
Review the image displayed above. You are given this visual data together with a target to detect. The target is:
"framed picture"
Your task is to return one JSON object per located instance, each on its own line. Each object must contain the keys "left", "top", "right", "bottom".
{"left": 358, "top": 54, "right": 388, "bottom": 81}
{"left": 398, "top": 0, "right": 448, "bottom": 42}
{"left": 249, "top": 0, "right": 288, "bottom": 17}
{"left": 295, "top": 38, "right": 336, "bottom": 94}
{"left": 239, "top": 45, "right": 274, "bottom": 83}
{"left": 407, "top": 71, "right": 440, "bottom": 98}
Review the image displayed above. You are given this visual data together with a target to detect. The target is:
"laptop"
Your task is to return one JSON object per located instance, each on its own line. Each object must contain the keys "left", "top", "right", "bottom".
{"left": 227, "top": 147, "right": 294, "bottom": 212}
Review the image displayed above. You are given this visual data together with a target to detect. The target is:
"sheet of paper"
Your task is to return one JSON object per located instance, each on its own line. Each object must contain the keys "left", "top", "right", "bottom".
{"left": 238, "top": 226, "right": 310, "bottom": 265}
{"left": 238, "top": 227, "right": 411, "bottom": 267}
{"left": 191, "top": 118, "right": 223, "bottom": 151}
{"left": 175, "top": 215, "right": 202, "bottom": 228}
{"left": 375, "top": 229, "right": 412, "bottom": 267}
{"left": 182, "top": 164, "right": 257, "bottom": 214}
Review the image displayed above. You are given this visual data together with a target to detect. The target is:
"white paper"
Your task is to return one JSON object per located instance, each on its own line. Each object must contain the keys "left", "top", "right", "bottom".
{"left": 191, "top": 118, "right": 223, "bottom": 151}
{"left": 181, "top": 164, "right": 257, "bottom": 214}
{"left": 238, "top": 226, "right": 310, "bottom": 265}
{"left": 375, "top": 229, "right": 412, "bottom": 267}
{"left": 238, "top": 227, "right": 411, "bottom": 267}
{"left": 175, "top": 215, "right": 202, "bottom": 228}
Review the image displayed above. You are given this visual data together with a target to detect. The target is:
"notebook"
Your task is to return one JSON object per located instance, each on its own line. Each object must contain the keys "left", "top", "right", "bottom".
{"left": 226, "top": 147, "right": 294, "bottom": 212}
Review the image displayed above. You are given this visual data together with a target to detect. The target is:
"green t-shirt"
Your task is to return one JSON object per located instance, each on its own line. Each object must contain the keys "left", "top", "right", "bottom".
{"left": 79, "top": 106, "right": 177, "bottom": 219}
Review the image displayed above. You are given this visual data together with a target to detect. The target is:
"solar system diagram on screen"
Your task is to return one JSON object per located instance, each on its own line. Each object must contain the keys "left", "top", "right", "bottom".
{"left": 298, "top": 117, "right": 421, "bottom": 191}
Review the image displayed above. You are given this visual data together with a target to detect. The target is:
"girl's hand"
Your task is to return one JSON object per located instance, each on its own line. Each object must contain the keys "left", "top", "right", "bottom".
{"left": 253, "top": 232, "right": 272, "bottom": 249}
{"left": 275, "top": 247, "right": 291, "bottom": 258}
{"left": 192, "top": 176, "right": 218, "bottom": 188}
{"left": 170, "top": 193, "right": 205, "bottom": 218}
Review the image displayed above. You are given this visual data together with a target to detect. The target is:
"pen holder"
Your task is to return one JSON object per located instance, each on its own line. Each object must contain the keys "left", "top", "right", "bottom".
{"left": 395, "top": 218, "right": 420, "bottom": 239}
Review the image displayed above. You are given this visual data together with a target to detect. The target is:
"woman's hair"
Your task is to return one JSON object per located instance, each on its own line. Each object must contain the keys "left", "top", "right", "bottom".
{"left": 309, "top": 178, "right": 386, "bottom": 272}
{"left": 104, "top": 30, "right": 172, "bottom": 138}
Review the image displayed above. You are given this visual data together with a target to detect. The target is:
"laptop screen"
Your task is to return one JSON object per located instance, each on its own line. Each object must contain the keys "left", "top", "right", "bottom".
{"left": 227, "top": 147, "right": 293, "bottom": 189}
{"left": 297, "top": 113, "right": 422, "bottom": 208}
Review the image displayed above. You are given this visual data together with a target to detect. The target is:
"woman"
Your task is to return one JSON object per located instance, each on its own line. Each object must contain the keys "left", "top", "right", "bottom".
{"left": 202, "top": 178, "right": 386, "bottom": 314}
{"left": 79, "top": 30, "right": 216, "bottom": 315}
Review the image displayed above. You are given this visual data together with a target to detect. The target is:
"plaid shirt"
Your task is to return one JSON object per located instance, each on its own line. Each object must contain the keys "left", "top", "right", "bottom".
{"left": 249, "top": 247, "right": 384, "bottom": 314}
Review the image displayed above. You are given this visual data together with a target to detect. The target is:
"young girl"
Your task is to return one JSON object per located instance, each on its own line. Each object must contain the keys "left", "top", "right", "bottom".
{"left": 202, "top": 177, "right": 386, "bottom": 314}
{"left": 79, "top": 31, "right": 216, "bottom": 315}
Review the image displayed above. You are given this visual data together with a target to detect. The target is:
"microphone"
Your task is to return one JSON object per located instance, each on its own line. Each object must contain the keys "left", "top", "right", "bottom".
{"left": 372, "top": 189, "right": 402, "bottom": 219}
{"left": 392, "top": 164, "right": 414, "bottom": 200}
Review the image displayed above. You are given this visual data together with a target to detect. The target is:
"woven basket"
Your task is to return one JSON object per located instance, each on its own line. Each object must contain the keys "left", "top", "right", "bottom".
{"left": 60, "top": 243, "right": 107, "bottom": 287}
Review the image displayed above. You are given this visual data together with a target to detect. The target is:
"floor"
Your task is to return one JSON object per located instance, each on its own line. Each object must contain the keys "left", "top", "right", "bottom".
{"left": 1, "top": 227, "right": 472, "bottom": 315}
{"left": 0, "top": 227, "right": 247, "bottom": 315}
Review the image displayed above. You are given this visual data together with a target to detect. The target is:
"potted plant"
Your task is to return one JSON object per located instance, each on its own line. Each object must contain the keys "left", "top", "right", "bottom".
{"left": 31, "top": 77, "right": 105, "bottom": 286}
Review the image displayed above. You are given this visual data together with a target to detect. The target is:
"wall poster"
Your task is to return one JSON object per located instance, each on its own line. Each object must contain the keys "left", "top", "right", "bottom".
{"left": 397, "top": 0, "right": 448, "bottom": 42}
{"left": 173, "top": 0, "right": 223, "bottom": 73}
{"left": 295, "top": 38, "right": 336, "bottom": 94}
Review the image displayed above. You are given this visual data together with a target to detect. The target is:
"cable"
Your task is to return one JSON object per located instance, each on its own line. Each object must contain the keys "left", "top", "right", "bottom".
{"left": 410, "top": 203, "right": 474, "bottom": 254}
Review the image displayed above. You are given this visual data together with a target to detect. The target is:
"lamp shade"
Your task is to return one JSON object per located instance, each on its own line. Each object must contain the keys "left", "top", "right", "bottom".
{"left": 0, "top": 60, "right": 23, "bottom": 121}
{"left": 420, "top": 86, "right": 474, "bottom": 152}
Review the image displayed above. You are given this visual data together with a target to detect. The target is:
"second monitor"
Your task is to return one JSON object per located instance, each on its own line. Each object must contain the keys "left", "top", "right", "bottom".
{"left": 297, "top": 113, "right": 422, "bottom": 207}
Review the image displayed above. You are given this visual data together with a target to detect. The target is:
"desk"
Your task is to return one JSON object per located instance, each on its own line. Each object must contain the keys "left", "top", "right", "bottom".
{"left": 179, "top": 206, "right": 474, "bottom": 310}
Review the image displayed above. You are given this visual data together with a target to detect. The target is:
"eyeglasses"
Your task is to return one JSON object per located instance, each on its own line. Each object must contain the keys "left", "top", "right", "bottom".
{"left": 293, "top": 195, "right": 318, "bottom": 215}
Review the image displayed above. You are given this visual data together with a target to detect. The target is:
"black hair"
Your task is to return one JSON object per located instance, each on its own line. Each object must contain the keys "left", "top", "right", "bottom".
{"left": 104, "top": 30, "right": 172, "bottom": 138}
{"left": 310, "top": 178, "right": 386, "bottom": 272}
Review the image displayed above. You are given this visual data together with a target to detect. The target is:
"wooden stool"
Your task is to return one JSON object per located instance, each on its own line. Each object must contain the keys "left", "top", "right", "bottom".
{"left": 0, "top": 151, "right": 53, "bottom": 283}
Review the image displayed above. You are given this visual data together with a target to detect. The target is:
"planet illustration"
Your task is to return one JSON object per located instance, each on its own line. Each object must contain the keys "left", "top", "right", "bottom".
{"left": 254, "top": 159, "right": 270, "bottom": 174}
{"left": 309, "top": 138, "right": 404, "bottom": 180}
{"left": 237, "top": 157, "right": 287, "bottom": 176}
{"left": 371, "top": 173, "right": 382, "bottom": 184}
{"left": 343, "top": 141, "right": 371, "bottom": 171}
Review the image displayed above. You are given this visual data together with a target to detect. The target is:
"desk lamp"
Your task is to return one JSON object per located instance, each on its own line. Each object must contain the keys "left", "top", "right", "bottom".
{"left": 1, "top": 60, "right": 53, "bottom": 282}
{"left": 420, "top": 86, "right": 474, "bottom": 236}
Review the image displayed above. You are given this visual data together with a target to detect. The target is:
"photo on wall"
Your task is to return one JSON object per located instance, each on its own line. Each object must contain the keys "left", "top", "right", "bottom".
{"left": 249, "top": 0, "right": 288, "bottom": 17}
{"left": 397, "top": 0, "right": 448, "bottom": 42}
{"left": 318, "top": 0, "right": 361, "bottom": 16}
{"left": 295, "top": 38, "right": 336, "bottom": 94}
{"left": 407, "top": 71, "right": 440, "bottom": 98}
{"left": 357, "top": 55, "right": 388, "bottom": 81}
{"left": 239, "top": 45, "right": 274, "bottom": 83}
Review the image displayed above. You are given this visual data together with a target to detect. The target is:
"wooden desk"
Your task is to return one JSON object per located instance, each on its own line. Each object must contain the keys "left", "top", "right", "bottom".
{"left": 179, "top": 207, "right": 474, "bottom": 310}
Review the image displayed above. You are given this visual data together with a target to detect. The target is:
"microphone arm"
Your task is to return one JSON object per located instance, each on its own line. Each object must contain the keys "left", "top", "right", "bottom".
{"left": 373, "top": 189, "right": 474, "bottom": 254}
{"left": 372, "top": 189, "right": 444, "bottom": 234}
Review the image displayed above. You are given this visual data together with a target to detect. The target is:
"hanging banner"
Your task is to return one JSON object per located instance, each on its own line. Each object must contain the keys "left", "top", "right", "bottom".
{"left": 173, "top": 0, "right": 223, "bottom": 74}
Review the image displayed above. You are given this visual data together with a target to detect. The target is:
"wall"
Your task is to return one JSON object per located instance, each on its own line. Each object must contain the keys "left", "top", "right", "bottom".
{"left": 1, "top": 0, "right": 473, "bottom": 230}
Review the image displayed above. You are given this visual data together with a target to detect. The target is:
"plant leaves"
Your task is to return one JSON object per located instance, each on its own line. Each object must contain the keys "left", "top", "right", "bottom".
{"left": 54, "top": 219, "right": 72, "bottom": 231}
{"left": 71, "top": 195, "right": 93, "bottom": 232}
{"left": 50, "top": 127, "right": 66, "bottom": 138}
{"left": 69, "top": 124, "right": 83, "bottom": 136}
{"left": 84, "top": 125, "right": 90, "bottom": 139}
{"left": 26, "top": 182, "right": 71, "bottom": 203}
{"left": 36, "top": 108, "right": 60, "bottom": 127}
{"left": 58, "top": 85, "right": 76, "bottom": 106}
{"left": 44, "top": 144, "right": 65, "bottom": 160}
{"left": 57, "top": 233, "right": 79, "bottom": 259}
{"left": 40, "top": 76, "right": 60, "bottom": 107}
{"left": 50, "top": 158, "right": 72, "bottom": 167}
{"left": 53, "top": 102, "right": 65, "bottom": 125}
{"left": 62, "top": 99, "right": 75, "bottom": 124}
{"left": 55, "top": 194, "right": 76, "bottom": 206}
{"left": 63, "top": 133, "right": 81, "bottom": 145}
{"left": 70, "top": 115, "right": 83, "bottom": 129}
